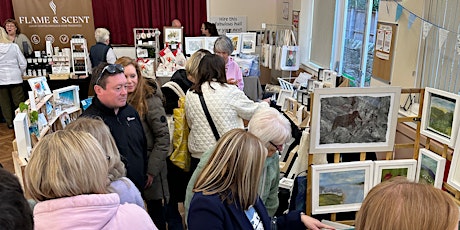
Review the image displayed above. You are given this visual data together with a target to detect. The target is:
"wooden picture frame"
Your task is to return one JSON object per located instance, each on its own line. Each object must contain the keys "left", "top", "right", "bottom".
{"left": 184, "top": 37, "right": 205, "bottom": 55}
{"left": 420, "top": 87, "right": 460, "bottom": 147}
{"left": 276, "top": 89, "right": 294, "bottom": 107}
{"left": 416, "top": 148, "right": 446, "bottom": 188}
{"left": 373, "top": 159, "right": 417, "bottom": 186}
{"left": 225, "top": 33, "right": 241, "bottom": 55}
{"left": 311, "top": 161, "right": 373, "bottom": 214}
{"left": 447, "top": 126, "right": 460, "bottom": 190}
{"left": 310, "top": 87, "right": 401, "bottom": 153}
{"left": 53, "top": 85, "right": 80, "bottom": 114}
{"left": 28, "top": 76, "right": 51, "bottom": 95}
{"left": 240, "top": 32, "right": 257, "bottom": 53}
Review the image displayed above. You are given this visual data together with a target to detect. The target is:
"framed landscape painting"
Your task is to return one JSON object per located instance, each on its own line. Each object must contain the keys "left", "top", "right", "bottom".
{"left": 421, "top": 87, "right": 460, "bottom": 147}
{"left": 311, "top": 161, "right": 373, "bottom": 214}
{"left": 53, "top": 85, "right": 80, "bottom": 114}
{"left": 309, "top": 87, "right": 401, "bottom": 153}
{"left": 373, "top": 159, "right": 417, "bottom": 186}
{"left": 240, "top": 32, "right": 257, "bottom": 53}
{"left": 447, "top": 127, "right": 460, "bottom": 191}
{"left": 416, "top": 148, "right": 446, "bottom": 188}
{"left": 184, "top": 37, "right": 205, "bottom": 55}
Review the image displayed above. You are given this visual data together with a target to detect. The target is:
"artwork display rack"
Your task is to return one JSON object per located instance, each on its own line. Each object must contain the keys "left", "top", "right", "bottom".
{"left": 304, "top": 88, "right": 425, "bottom": 225}
{"left": 261, "top": 23, "right": 297, "bottom": 84}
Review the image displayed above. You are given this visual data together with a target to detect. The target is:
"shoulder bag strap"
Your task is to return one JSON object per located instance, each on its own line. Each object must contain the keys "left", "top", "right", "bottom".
{"left": 163, "top": 81, "right": 186, "bottom": 97}
{"left": 198, "top": 93, "right": 220, "bottom": 140}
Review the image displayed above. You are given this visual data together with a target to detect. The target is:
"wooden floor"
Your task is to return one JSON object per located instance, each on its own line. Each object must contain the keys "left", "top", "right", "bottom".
{"left": 0, "top": 122, "right": 15, "bottom": 174}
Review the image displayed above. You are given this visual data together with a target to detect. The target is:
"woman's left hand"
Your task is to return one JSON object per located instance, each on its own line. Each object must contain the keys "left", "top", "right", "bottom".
{"left": 300, "top": 214, "right": 335, "bottom": 230}
{"left": 145, "top": 174, "right": 153, "bottom": 188}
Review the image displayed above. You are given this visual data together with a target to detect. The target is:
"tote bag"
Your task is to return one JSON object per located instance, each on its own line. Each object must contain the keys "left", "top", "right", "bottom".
{"left": 280, "top": 30, "right": 300, "bottom": 71}
{"left": 170, "top": 96, "right": 191, "bottom": 171}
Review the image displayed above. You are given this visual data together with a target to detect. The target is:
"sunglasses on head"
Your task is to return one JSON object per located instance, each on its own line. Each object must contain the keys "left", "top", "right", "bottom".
{"left": 95, "top": 64, "right": 124, "bottom": 86}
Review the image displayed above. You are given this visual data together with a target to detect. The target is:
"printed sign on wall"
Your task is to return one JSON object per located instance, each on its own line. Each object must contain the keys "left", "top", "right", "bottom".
{"left": 12, "top": 0, "right": 95, "bottom": 50}
{"left": 209, "top": 16, "right": 247, "bottom": 35}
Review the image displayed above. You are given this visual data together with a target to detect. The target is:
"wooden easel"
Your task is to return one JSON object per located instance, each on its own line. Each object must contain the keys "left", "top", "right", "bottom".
{"left": 305, "top": 88, "right": 425, "bottom": 225}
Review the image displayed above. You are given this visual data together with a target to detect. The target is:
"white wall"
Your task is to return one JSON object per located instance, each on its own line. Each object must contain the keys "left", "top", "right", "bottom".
{"left": 208, "top": 0, "right": 293, "bottom": 31}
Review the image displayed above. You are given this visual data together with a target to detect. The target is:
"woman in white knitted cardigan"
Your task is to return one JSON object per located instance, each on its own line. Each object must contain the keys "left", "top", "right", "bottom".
{"left": 185, "top": 54, "right": 270, "bottom": 172}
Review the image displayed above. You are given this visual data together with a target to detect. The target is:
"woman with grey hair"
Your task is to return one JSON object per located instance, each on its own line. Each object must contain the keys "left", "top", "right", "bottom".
{"left": 214, "top": 35, "right": 244, "bottom": 90}
{"left": 89, "top": 28, "right": 117, "bottom": 68}
{"left": 185, "top": 107, "right": 291, "bottom": 217}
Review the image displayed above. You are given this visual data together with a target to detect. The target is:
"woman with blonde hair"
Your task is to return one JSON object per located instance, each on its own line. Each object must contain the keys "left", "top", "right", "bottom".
{"left": 25, "top": 130, "right": 156, "bottom": 229}
{"left": 0, "top": 27, "right": 26, "bottom": 129}
{"left": 355, "top": 177, "right": 459, "bottom": 230}
{"left": 116, "top": 56, "right": 170, "bottom": 230}
{"left": 65, "top": 117, "right": 144, "bottom": 208}
{"left": 188, "top": 129, "right": 332, "bottom": 230}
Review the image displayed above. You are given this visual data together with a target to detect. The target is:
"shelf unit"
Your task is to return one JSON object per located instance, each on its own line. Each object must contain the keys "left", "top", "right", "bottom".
{"left": 133, "top": 28, "right": 159, "bottom": 74}
{"left": 70, "top": 38, "right": 89, "bottom": 76}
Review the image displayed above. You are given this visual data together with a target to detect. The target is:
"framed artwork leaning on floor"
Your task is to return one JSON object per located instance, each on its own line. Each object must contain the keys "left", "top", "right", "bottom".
{"left": 420, "top": 87, "right": 460, "bottom": 147}
{"left": 311, "top": 161, "right": 373, "bottom": 214}
{"left": 309, "top": 87, "right": 401, "bottom": 153}
{"left": 416, "top": 148, "right": 446, "bottom": 189}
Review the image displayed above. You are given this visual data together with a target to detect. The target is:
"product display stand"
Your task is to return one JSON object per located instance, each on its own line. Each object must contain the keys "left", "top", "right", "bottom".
{"left": 70, "top": 38, "right": 89, "bottom": 76}
{"left": 133, "top": 28, "right": 159, "bottom": 74}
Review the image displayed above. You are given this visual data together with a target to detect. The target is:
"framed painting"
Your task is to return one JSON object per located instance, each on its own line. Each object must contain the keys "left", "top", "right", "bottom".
{"left": 163, "top": 27, "right": 183, "bottom": 44}
{"left": 28, "top": 76, "right": 51, "bottom": 96}
{"left": 225, "top": 33, "right": 241, "bottom": 55}
{"left": 53, "top": 85, "right": 80, "bottom": 114}
{"left": 420, "top": 87, "right": 460, "bottom": 147}
{"left": 311, "top": 161, "right": 373, "bottom": 214}
{"left": 204, "top": 36, "right": 218, "bottom": 53}
{"left": 276, "top": 89, "right": 294, "bottom": 107}
{"left": 416, "top": 148, "right": 446, "bottom": 188}
{"left": 309, "top": 87, "right": 401, "bottom": 153}
{"left": 184, "top": 37, "right": 205, "bottom": 55}
{"left": 447, "top": 126, "right": 460, "bottom": 191}
{"left": 373, "top": 159, "right": 417, "bottom": 186}
{"left": 240, "top": 32, "right": 257, "bottom": 53}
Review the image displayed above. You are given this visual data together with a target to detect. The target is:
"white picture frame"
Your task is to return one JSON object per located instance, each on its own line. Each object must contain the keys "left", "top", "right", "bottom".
{"left": 204, "top": 36, "right": 218, "bottom": 53}
{"left": 310, "top": 87, "right": 401, "bottom": 153}
{"left": 447, "top": 126, "right": 460, "bottom": 190}
{"left": 225, "top": 33, "right": 241, "bottom": 55}
{"left": 417, "top": 148, "right": 446, "bottom": 188}
{"left": 373, "top": 159, "right": 417, "bottom": 186}
{"left": 276, "top": 89, "right": 294, "bottom": 107}
{"left": 240, "top": 32, "right": 257, "bottom": 53}
{"left": 311, "top": 161, "right": 373, "bottom": 214}
{"left": 420, "top": 87, "right": 460, "bottom": 147}
{"left": 53, "top": 85, "right": 80, "bottom": 114}
{"left": 28, "top": 76, "right": 51, "bottom": 95}
{"left": 184, "top": 37, "right": 205, "bottom": 55}
{"left": 163, "top": 27, "right": 183, "bottom": 44}
{"left": 13, "top": 113, "right": 32, "bottom": 159}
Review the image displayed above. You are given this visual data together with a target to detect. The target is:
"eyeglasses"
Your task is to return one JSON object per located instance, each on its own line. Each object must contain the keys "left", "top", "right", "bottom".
{"left": 95, "top": 64, "right": 124, "bottom": 86}
{"left": 269, "top": 141, "right": 283, "bottom": 152}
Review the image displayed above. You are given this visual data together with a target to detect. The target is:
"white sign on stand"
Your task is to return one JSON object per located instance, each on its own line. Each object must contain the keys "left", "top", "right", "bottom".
{"left": 210, "top": 16, "right": 247, "bottom": 34}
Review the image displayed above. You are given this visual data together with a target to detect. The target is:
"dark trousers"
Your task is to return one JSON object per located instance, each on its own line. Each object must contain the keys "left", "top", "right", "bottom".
{"left": 0, "top": 83, "right": 25, "bottom": 126}
{"left": 146, "top": 199, "right": 166, "bottom": 230}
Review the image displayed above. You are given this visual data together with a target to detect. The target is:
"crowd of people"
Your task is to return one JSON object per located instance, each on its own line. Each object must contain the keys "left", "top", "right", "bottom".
{"left": 1, "top": 18, "right": 459, "bottom": 230}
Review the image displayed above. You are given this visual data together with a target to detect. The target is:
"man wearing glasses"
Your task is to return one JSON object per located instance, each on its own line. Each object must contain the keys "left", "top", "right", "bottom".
{"left": 81, "top": 63, "right": 147, "bottom": 193}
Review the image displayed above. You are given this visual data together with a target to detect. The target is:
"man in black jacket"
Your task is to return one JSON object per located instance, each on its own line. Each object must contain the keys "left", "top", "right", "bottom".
{"left": 81, "top": 63, "right": 147, "bottom": 192}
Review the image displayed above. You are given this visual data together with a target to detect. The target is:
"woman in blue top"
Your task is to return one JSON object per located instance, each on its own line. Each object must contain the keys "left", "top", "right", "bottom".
{"left": 188, "top": 129, "right": 333, "bottom": 230}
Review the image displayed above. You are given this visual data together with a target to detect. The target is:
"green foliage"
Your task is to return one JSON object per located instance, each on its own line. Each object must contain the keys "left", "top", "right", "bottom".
{"left": 19, "top": 102, "right": 28, "bottom": 112}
